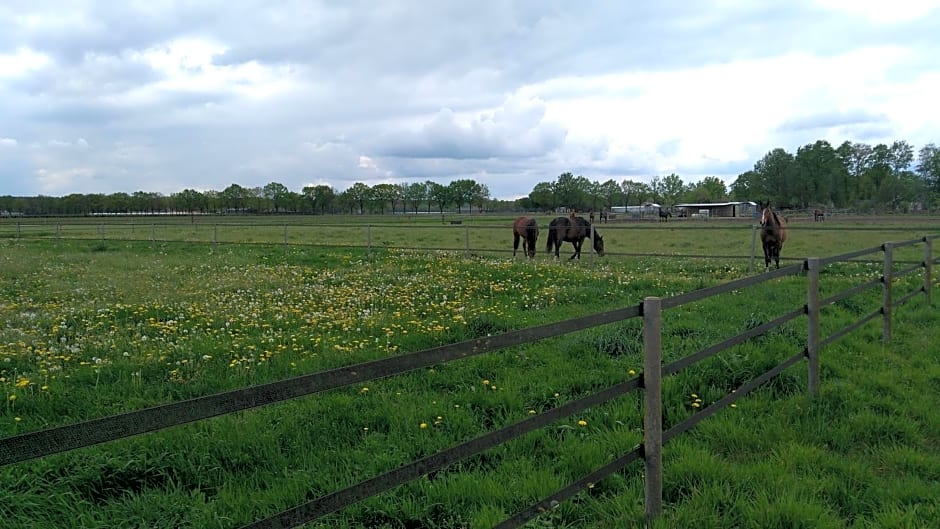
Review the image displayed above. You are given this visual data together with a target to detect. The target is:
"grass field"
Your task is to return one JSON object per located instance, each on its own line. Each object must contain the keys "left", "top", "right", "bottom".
{"left": 1, "top": 218, "right": 938, "bottom": 528}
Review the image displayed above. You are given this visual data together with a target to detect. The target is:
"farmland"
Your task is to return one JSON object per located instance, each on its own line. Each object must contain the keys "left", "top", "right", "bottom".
{"left": 1, "top": 217, "right": 939, "bottom": 528}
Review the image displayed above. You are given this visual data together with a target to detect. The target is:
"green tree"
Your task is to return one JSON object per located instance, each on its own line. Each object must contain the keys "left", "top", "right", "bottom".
{"left": 448, "top": 179, "right": 477, "bottom": 213}
{"left": 528, "top": 182, "right": 556, "bottom": 210}
{"left": 685, "top": 176, "right": 727, "bottom": 203}
{"left": 403, "top": 182, "right": 428, "bottom": 213}
{"left": 262, "top": 182, "right": 291, "bottom": 213}
{"left": 428, "top": 181, "right": 450, "bottom": 213}
{"left": 302, "top": 184, "right": 336, "bottom": 214}
{"left": 344, "top": 182, "right": 372, "bottom": 214}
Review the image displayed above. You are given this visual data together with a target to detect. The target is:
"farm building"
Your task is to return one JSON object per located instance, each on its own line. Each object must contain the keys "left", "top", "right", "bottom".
{"left": 674, "top": 201, "right": 757, "bottom": 218}
{"left": 609, "top": 203, "right": 662, "bottom": 217}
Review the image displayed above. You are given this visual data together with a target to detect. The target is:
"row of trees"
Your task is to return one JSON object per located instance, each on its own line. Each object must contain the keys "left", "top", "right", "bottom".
{"left": 730, "top": 140, "right": 940, "bottom": 211}
{"left": 3, "top": 139, "right": 939, "bottom": 217}
{"left": 0, "top": 179, "right": 498, "bottom": 217}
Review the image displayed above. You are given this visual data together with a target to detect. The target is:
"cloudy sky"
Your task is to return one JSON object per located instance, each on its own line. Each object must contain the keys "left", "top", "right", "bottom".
{"left": 1, "top": 1, "right": 939, "bottom": 200}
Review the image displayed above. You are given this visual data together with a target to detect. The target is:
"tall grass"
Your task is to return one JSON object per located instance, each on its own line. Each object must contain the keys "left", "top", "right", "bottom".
{"left": 0, "top": 233, "right": 937, "bottom": 528}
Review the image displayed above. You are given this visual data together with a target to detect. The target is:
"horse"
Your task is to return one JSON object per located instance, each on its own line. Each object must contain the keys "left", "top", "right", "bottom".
{"left": 814, "top": 209, "right": 825, "bottom": 222}
{"left": 546, "top": 216, "right": 605, "bottom": 260}
{"left": 600, "top": 210, "right": 608, "bottom": 223}
{"left": 658, "top": 208, "right": 672, "bottom": 222}
{"left": 759, "top": 202, "right": 788, "bottom": 270}
{"left": 512, "top": 216, "right": 539, "bottom": 259}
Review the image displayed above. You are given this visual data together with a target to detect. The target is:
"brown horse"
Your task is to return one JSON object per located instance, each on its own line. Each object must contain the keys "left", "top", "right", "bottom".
{"left": 814, "top": 209, "right": 825, "bottom": 222}
{"left": 546, "top": 216, "right": 605, "bottom": 260}
{"left": 759, "top": 202, "right": 788, "bottom": 269}
{"left": 512, "top": 216, "right": 539, "bottom": 258}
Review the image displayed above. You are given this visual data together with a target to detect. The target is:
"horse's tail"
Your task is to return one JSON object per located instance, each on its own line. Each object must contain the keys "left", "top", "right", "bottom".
{"left": 546, "top": 224, "right": 556, "bottom": 252}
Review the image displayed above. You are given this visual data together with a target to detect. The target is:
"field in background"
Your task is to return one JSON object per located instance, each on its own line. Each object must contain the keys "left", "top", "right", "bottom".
{"left": 1, "top": 220, "right": 938, "bottom": 528}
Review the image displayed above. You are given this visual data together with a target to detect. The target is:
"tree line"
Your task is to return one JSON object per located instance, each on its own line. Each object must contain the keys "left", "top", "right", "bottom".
{"left": 2, "top": 138, "right": 938, "bottom": 217}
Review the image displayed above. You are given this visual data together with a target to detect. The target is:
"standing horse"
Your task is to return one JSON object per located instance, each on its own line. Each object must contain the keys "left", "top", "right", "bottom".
{"left": 658, "top": 208, "right": 672, "bottom": 222}
{"left": 546, "top": 216, "right": 605, "bottom": 260}
{"left": 512, "top": 216, "right": 539, "bottom": 259}
{"left": 814, "top": 209, "right": 825, "bottom": 222}
{"left": 759, "top": 202, "right": 788, "bottom": 269}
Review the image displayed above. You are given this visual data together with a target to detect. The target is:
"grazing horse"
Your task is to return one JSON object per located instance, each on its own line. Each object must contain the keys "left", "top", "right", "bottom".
{"left": 759, "top": 202, "right": 788, "bottom": 269}
{"left": 512, "top": 216, "right": 539, "bottom": 258}
{"left": 814, "top": 209, "right": 825, "bottom": 222}
{"left": 546, "top": 216, "right": 605, "bottom": 260}
{"left": 658, "top": 208, "right": 672, "bottom": 222}
{"left": 600, "top": 210, "right": 608, "bottom": 223}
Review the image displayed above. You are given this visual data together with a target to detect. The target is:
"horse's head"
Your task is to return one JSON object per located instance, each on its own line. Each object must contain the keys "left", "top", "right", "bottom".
{"left": 593, "top": 233, "right": 605, "bottom": 256}
{"left": 759, "top": 205, "right": 773, "bottom": 226}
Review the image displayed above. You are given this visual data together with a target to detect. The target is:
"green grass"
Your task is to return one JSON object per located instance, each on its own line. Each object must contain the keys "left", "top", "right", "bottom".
{"left": 0, "top": 227, "right": 938, "bottom": 529}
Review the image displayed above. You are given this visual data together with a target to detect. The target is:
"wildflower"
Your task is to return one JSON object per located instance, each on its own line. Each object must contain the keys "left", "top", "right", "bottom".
{"left": 14, "top": 417, "right": 21, "bottom": 422}
{"left": 528, "top": 409, "right": 536, "bottom": 415}
{"left": 8, "top": 394, "right": 15, "bottom": 401}
{"left": 691, "top": 402, "right": 700, "bottom": 408}
{"left": 419, "top": 422, "right": 428, "bottom": 429}
{"left": 15, "top": 378, "right": 30, "bottom": 388}
{"left": 359, "top": 387, "right": 369, "bottom": 394}
{"left": 482, "top": 379, "right": 490, "bottom": 386}
{"left": 577, "top": 420, "right": 587, "bottom": 427}
{"left": 628, "top": 369, "right": 636, "bottom": 376}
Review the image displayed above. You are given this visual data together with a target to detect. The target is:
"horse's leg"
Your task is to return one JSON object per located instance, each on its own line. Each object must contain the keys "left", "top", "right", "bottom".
{"left": 513, "top": 233, "right": 520, "bottom": 256}
{"left": 570, "top": 239, "right": 581, "bottom": 260}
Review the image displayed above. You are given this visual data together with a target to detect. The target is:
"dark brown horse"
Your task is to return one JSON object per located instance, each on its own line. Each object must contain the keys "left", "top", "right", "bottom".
{"left": 814, "top": 209, "right": 825, "bottom": 222}
{"left": 546, "top": 216, "right": 605, "bottom": 260}
{"left": 759, "top": 202, "right": 788, "bottom": 269}
{"left": 658, "top": 208, "right": 672, "bottom": 222}
{"left": 512, "top": 216, "right": 539, "bottom": 258}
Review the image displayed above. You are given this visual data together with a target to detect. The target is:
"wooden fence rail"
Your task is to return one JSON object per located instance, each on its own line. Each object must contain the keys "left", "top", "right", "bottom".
{"left": 1, "top": 235, "right": 937, "bottom": 528}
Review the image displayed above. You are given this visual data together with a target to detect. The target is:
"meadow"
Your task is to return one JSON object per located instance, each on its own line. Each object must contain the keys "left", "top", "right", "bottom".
{"left": 1, "top": 217, "right": 938, "bottom": 528}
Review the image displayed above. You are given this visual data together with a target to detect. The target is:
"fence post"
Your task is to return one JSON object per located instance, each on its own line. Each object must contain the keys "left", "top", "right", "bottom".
{"left": 642, "top": 296, "right": 663, "bottom": 523}
{"left": 749, "top": 224, "right": 757, "bottom": 274}
{"left": 883, "top": 242, "right": 893, "bottom": 343}
{"left": 151, "top": 223, "right": 156, "bottom": 244}
{"left": 99, "top": 224, "right": 104, "bottom": 241}
{"left": 924, "top": 236, "right": 933, "bottom": 304}
{"left": 367, "top": 225, "right": 372, "bottom": 256}
{"left": 16, "top": 222, "right": 21, "bottom": 238}
{"left": 284, "top": 225, "right": 288, "bottom": 246}
{"left": 56, "top": 224, "right": 61, "bottom": 241}
{"left": 465, "top": 225, "right": 470, "bottom": 258}
{"left": 590, "top": 223, "right": 595, "bottom": 266}
{"left": 806, "top": 258, "right": 820, "bottom": 398}
{"left": 213, "top": 224, "right": 218, "bottom": 246}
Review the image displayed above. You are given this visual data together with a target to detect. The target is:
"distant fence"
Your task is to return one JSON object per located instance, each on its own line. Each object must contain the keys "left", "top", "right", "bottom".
{"left": 0, "top": 235, "right": 937, "bottom": 527}
{"left": 2, "top": 219, "right": 937, "bottom": 270}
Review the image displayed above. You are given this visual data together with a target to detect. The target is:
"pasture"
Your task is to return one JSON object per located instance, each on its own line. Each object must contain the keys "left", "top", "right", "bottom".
{"left": 1, "top": 218, "right": 939, "bottom": 528}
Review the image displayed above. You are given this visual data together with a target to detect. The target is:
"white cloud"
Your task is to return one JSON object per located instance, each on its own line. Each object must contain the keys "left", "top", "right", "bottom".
{"left": 0, "top": 47, "right": 50, "bottom": 79}
{"left": 0, "top": 138, "right": 19, "bottom": 148}
{"left": 813, "top": 0, "right": 940, "bottom": 22}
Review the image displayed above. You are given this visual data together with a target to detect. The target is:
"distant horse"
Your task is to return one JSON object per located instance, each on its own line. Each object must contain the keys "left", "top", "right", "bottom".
{"left": 600, "top": 210, "right": 608, "bottom": 223}
{"left": 546, "top": 216, "right": 605, "bottom": 260}
{"left": 814, "top": 209, "right": 825, "bottom": 222}
{"left": 658, "top": 208, "right": 672, "bottom": 222}
{"left": 759, "top": 202, "right": 788, "bottom": 269}
{"left": 512, "top": 216, "right": 539, "bottom": 259}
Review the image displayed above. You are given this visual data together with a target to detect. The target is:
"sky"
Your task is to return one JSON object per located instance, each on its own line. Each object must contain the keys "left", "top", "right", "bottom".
{"left": 1, "top": 1, "right": 939, "bottom": 200}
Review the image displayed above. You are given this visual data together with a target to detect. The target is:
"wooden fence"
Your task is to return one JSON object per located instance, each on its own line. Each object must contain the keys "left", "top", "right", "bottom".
{"left": 1, "top": 235, "right": 937, "bottom": 527}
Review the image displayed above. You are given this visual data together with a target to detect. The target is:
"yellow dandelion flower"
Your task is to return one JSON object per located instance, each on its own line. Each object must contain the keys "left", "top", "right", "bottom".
{"left": 359, "top": 387, "right": 369, "bottom": 394}
{"left": 628, "top": 369, "right": 636, "bottom": 376}
{"left": 690, "top": 393, "right": 699, "bottom": 399}
{"left": 8, "top": 395, "right": 16, "bottom": 401}
{"left": 528, "top": 409, "right": 537, "bottom": 415}
{"left": 15, "top": 378, "right": 30, "bottom": 388}
{"left": 14, "top": 417, "right": 21, "bottom": 422}
{"left": 419, "top": 422, "right": 428, "bottom": 429}
{"left": 691, "top": 402, "right": 700, "bottom": 408}
{"left": 482, "top": 379, "right": 490, "bottom": 386}
{"left": 577, "top": 420, "right": 588, "bottom": 427}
